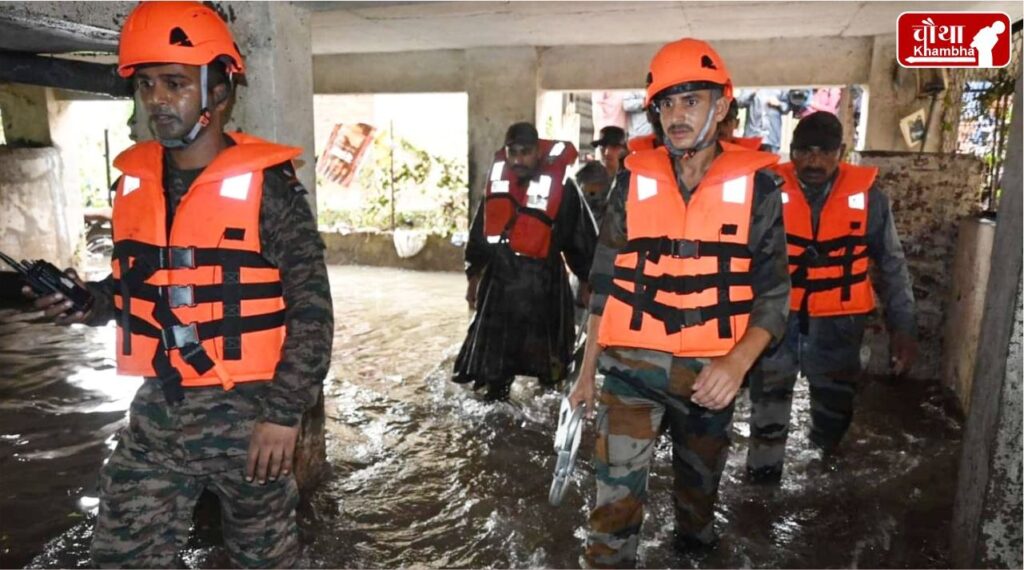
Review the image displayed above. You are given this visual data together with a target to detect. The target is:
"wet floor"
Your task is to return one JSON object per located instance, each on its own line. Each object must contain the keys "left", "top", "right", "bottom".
{"left": 2, "top": 265, "right": 963, "bottom": 568}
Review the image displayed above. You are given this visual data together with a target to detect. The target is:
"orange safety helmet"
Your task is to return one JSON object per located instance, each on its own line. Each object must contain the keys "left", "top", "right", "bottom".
{"left": 645, "top": 38, "right": 732, "bottom": 107}
{"left": 118, "top": 1, "right": 244, "bottom": 78}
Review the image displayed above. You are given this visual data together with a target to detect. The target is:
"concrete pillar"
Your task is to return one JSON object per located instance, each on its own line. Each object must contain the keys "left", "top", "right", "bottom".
{"left": 0, "top": 84, "right": 83, "bottom": 268}
{"left": 865, "top": 34, "right": 945, "bottom": 152}
{"left": 465, "top": 47, "right": 539, "bottom": 219}
{"left": 942, "top": 217, "right": 997, "bottom": 411}
{"left": 0, "top": 147, "right": 76, "bottom": 267}
{"left": 0, "top": 83, "right": 52, "bottom": 146}
{"left": 223, "top": 1, "right": 317, "bottom": 212}
{"left": 952, "top": 75, "right": 1023, "bottom": 569}
{"left": 47, "top": 95, "right": 88, "bottom": 257}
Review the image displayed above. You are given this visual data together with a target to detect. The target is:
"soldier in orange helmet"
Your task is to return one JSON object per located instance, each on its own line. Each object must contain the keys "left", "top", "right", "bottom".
{"left": 570, "top": 38, "right": 790, "bottom": 567}
{"left": 25, "top": 3, "right": 332, "bottom": 567}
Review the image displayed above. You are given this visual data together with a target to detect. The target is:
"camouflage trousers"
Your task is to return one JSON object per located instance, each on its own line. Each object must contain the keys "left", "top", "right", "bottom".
{"left": 585, "top": 352, "right": 733, "bottom": 568}
{"left": 91, "top": 381, "right": 300, "bottom": 569}
{"left": 747, "top": 313, "right": 866, "bottom": 477}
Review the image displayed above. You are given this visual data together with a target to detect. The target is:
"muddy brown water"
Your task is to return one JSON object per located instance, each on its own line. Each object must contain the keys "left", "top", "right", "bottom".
{"left": 1, "top": 265, "right": 962, "bottom": 568}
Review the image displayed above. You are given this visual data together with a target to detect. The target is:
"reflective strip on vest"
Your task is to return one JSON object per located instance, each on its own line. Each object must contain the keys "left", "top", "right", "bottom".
{"left": 123, "top": 175, "right": 141, "bottom": 196}
{"left": 490, "top": 161, "right": 505, "bottom": 181}
{"left": 220, "top": 172, "right": 252, "bottom": 200}
{"left": 526, "top": 175, "right": 552, "bottom": 210}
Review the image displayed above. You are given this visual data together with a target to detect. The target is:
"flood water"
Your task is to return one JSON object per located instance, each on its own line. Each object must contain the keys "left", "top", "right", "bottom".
{"left": 2, "top": 265, "right": 963, "bottom": 568}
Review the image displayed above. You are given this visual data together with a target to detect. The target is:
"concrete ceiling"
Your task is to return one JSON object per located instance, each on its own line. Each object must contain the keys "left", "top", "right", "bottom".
{"left": 0, "top": 1, "right": 1019, "bottom": 57}
{"left": 0, "top": 10, "right": 119, "bottom": 53}
{"left": 306, "top": 0, "right": 1024, "bottom": 55}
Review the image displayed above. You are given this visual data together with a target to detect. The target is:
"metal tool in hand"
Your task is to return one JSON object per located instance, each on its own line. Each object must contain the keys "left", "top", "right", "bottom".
{"left": 549, "top": 396, "right": 586, "bottom": 506}
{"left": 0, "top": 250, "right": 94, "bottom": 314}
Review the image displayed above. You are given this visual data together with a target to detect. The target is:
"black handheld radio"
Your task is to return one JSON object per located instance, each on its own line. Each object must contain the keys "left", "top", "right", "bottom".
{"left": 0, "top": 250, "right": 94, "bottom": 314}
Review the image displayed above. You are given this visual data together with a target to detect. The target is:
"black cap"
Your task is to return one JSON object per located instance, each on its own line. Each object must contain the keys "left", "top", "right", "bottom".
{"left": 505, "top": 122, "right": 539, "bottom": 147}
{"left": 575, "top": 161, "right": 610, "bottom": 187}
{"left": 591, "top": 126, "right": 627, "bottom": 148}
{"left": 792, "top": 111, "right": 843, "bottom": 150}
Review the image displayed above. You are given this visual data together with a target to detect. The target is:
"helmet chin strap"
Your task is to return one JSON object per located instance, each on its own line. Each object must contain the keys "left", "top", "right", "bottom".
{"left": 158, "top": 64, "right": 211, "bottom": 149}
{"left": 662, "top": 91, "right": 720, "bottom": 160}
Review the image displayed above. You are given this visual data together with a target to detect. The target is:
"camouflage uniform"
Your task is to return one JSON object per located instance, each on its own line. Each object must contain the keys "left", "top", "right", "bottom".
{"left": 585, "top": 157, "right": 790, "bottom": 568}
{"left": 747, "top": 183, "right": 916, "bottom": 480}
{"left": 84, "top": 146, "right": 334, "bottom": 568}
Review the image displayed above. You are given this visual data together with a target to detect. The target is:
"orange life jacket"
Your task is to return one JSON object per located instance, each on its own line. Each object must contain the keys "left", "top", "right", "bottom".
{"left": 598, "top": 146, "right": 779, "bottom": 357}
{"left": 627, "top": 134, "right": 657, "bottom": 153}
{"left": 775, "top": 161, "right": 877, "bottom": 321}
{"left": 110, "top": 132, "right": 300, "bottom": 399}
{"left": 483, "top": 139, "right": 578, "bottom": 259}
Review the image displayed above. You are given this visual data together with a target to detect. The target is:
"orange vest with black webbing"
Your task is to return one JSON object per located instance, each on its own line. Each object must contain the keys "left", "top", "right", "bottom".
{"left": 598, "top": 145, "right": 779, "bottom": 357}
{"left": 483, "top": 139, "right": 578, "bottom": 259}
{"left": 775, "top": 161, "right": 877, "bottom": 319}
{"left": 110, "top": 131, "right": 299, "bottom": 399}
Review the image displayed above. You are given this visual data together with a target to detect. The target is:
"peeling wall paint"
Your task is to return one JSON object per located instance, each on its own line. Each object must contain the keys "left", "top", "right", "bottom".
{"left": 855, "top": 151, "right": 986, "bottom": 381}
{"left": 978, "top": 280, "right": 1023, "bottom": 568}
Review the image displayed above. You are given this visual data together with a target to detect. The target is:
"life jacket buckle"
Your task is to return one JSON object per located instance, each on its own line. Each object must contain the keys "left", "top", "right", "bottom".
{"left": 804, "top": 245, "right": 820, "bottom": 261}
{"left": 682, "top": 308, "right": 704, "bottom": 327}
{"left": 671, "top": 239, "right": 700, "bottom": 259}
{"left": 160, "top": 246, "right": 196, "bottom": 269}
{"left": 166, "top": 285, "right": 195, "bottom": 308}
{"left": 161, "top": 322, "right": 200, "bottom": 350}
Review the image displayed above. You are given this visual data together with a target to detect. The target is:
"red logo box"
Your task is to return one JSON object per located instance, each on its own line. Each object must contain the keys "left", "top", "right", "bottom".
{"left": 898, "top": 12, "right": 1011, "bottom": 68}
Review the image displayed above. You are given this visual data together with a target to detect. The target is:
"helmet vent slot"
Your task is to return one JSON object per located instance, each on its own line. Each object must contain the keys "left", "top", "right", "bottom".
{"left": 169, "top": 27, "right": 194, "bottom": 47}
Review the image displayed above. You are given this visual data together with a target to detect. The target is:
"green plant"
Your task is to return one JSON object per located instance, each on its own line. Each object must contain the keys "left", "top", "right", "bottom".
{"left": 336, "top": 131, "right": 468, "bottom": 236}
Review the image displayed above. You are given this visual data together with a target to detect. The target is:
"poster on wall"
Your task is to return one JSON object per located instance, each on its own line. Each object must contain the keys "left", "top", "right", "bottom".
{"left": 899, "top": 108, "right": 928, "bottom": 149}
{"left": 317, "top": 123, "right": 376, "bottom": 187}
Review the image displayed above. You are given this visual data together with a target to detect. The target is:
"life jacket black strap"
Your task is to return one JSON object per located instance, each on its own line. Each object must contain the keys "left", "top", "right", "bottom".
{"left": 609, "top": 281, "right": 753, "bottom": 336}
{"left": 117, "top": 253, "right": 133, "bottom": 356}
{"left": 220, "top": 251, "right": 243, "bottom": 360}
{"left": 115, "top": 305, "right": 285, "bottom": 403}
{"left": 611, "top": 266, "right": 753, "bottom": 295}
{"left": 791, "top": 269, "right": 869, "bottom": 293}
{"left": 717, "top": 256, "right": 733, "bottom": 339}
{"left": 619, "top": 236, "right": 751, "bottom": 339}
{"left": 113, "top": 308, "right": 286, "bottom": 346}
{"left": 113, "top": 240, "right": 275, "bottom": 270}
{"left": 790, "top": 247, "right": 869, "bottom": 268}
{"left": 786, "top": 233, "right": 867, "bottom": 254}
{"left": 111, "top": 281, "right": 283, "bottom": 307}
{"left": 621, "top": 237, "right": 751, "bottom": 264}
{"left": 792, "top": 269, "right": 870, "bottom": 335}
{"left": 515, "top": 205, "right": 555, "bottom": 226}
{"left": 787, "top": 232, "right": 869, "bottom": 307}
